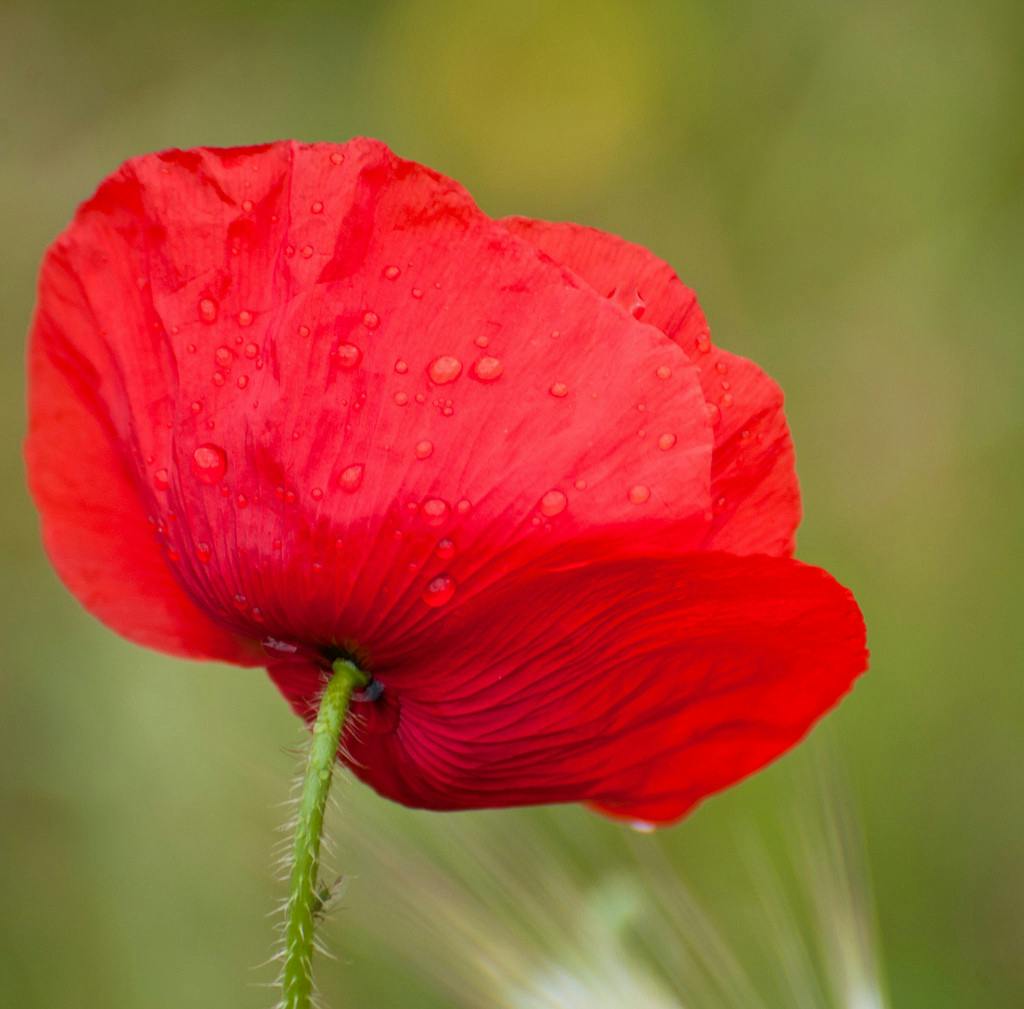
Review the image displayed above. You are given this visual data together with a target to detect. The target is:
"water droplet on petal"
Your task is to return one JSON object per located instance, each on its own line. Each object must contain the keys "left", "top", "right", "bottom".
{"left": 573, "top": 478, "right": 588, "bottom": 491}
{"left": 244, "top": 342, "right": 259, "bottom": 359}
{"left": 656, "top": 365, "right": 672, "bottom": 380}
{"left": 215, "top": 346, "right": 233, "bottom": 367}
{"left": 363, "top": 311, "right": 380, "bottom": 330}
{"left": 658, "top": 433, "right": 677, "bottom": 451}
{"left": 474, "top": 334, "right": 490, "bottom": 348}
{"left": 411, "top": 287, "right": 424, "bottom": 299}
{"left": 383, "top": 265, "right": 401, "bottom": 280}
{"left": 472, "top": 356, "right": 504, "bottom": 382}
{"left": 198, "top": 297, "right": 218, "bottom": 323}
{"left": 695, "top": 332, "right": 712, "bottom": 354}
{"left": 705, "top": 402, "right": 721, "bottom": 427}
{"left": 154, "top": 468, "right": 170, "bottom": 491}
{"left": 421, "top": 498, "right": 449, "bottom": 526}
{"left": 241, "top": 199, "right": 253, "bottom": 213}
{"left": 300, "top": 245, "right": 314, "bottom": 259}
{"left": 422, "top": 573, "right": 456, "bottom": 607}
{"left": 394, "top": 359, "right": 409, "bottom": 374}
{"left": 195, "top": 542, "right": 212, "bottom": 564}
{"left": 191, "top": 444, "right": 227, "bottom": 484}
{"left": 311, "top": 200, "right": 324, "bottom": 214}
{"left": 415, "top": 440, "right": 433, "bottom": 460}
{"left": 456, "top": 498, "right": 472, "bottom": 515}
{"left": 394, "top": 391, "right": 409, "bottom": 406}
{"left": 628, "top": 484, "right": 651, "bottom": 505}
{"left": 549, "top": 382, "right": 568, "bottom": 398}
{"left": 338, "top": 464, "right": 364, "bottom": 493}
{"left": 298, "top": 324, "right": 311, "bottom": 338}
{"left": 329, "top": 151, "right": 345, "bottom": 166}
{"left": 435, "top": 538, "right": 455, "bottom": 561}
{"left": 428, "top": 355, "right": 462, "bottom": 385}
{"left": 336, "top": 343, "right": 362, "bottom": 369}
{"left": 539, "top": 489, "right": 567, "bottom": 517}
{"left": 236, "top": 375, "right": 249, "bottom": 389}
{"left": 237, "top": 310, "right": 253, "bottom": 327}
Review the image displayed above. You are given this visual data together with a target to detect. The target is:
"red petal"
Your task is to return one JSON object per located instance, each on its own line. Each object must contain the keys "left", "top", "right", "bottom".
{"left": 27, "top": 139, "right": 716, "bottom": 655}
{"left": 25, "top": 269, "right": 260, "bottom": 663}
{"left": 503, "top": 218, "right": 800, "bottom": 556}
{"left": 269, "top": 545, "right": 866, "bottom": 822}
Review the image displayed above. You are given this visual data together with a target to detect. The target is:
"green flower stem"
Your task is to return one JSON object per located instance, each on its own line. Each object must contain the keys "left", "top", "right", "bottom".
{"left": 282, "top": 658, "right": 367, "bottom": 1009}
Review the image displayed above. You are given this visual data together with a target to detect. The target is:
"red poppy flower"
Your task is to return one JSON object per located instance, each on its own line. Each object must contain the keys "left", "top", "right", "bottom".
{"left": 26, "top": 138, "right": 866, "bottom": 825}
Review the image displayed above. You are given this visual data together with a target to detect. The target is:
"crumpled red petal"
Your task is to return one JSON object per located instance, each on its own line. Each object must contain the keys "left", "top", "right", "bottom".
{"left": 27, "top": 139, "right": 718, "bottom": 658}
{"left": 268, "top": 544, "right": 866, "bottom": 823}
{"left": 503, "top": 217, "right": 800, "bottom": 556}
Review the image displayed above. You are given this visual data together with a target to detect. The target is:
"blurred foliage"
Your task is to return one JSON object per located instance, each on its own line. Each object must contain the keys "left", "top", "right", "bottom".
{"left": 1, "top": 1, "right": 1022, "bottom": 1007}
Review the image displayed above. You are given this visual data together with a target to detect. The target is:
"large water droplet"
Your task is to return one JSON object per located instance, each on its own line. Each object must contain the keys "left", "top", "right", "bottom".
{"left": 428, "top": 355, "right": 463, "bottom": 385}
{"left": 658, "top": 433, "right": 677, "bottom": 451}
{"left": 549, "top": 382, "right": 569, "bottom": 398}
{"left": 539, "top": 489, "right": 567, "bottom": 517}
{"left": 415, "top": 439, "right": 434, "bottom": 460}
{"left": 336, "top": 343, "right": 362, "bottom": 369}
{"left": 421, "top": 497, "right": 450, "bottom": 526}
{"left": 191, "top": 444, "right": 227, "bottom": 484}
{"left": 628, "top": 484, "right": 651, "bottom": 505}
{"left": 422, "top": 573, "right": 456, "bottom": 607}
{"left": 338, "top": 464, "right": 364, "bottom": 493}
{"left": 198, "top": 297, "right": 218, "bottom": 323}
{"left": 472, "top": 356, "right": 504, "bottom": 382}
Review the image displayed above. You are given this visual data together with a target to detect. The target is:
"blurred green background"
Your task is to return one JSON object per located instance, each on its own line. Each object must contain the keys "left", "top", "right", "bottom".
{"left": 2, "top": 1, "right": 1022, "bottom": 1006}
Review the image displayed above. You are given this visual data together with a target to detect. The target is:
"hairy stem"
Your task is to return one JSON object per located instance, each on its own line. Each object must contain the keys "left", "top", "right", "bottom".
{"left": 282, "top": 658, "right": 367, "bottom": 1009}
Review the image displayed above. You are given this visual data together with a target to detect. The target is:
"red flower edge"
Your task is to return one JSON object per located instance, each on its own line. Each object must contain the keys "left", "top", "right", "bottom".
{"left": 26, "top": 138, "right": 867, "bottom": 824}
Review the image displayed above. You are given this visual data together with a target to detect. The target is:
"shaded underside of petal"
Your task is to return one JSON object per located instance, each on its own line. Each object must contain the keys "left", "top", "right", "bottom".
{"left": 269, "top": 547, "right": 867, "bottom": 823}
